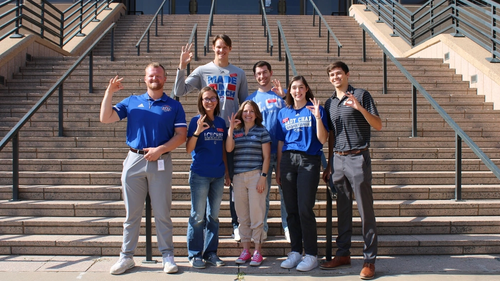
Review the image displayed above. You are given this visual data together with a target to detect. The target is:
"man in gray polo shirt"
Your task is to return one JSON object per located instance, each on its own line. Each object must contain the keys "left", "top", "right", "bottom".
{"left": 320, "top": 61, "right": 382, "bottom": 280}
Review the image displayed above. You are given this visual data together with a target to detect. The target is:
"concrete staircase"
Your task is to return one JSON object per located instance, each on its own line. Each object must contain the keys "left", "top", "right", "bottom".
{"left": 0, "top": 13, "right": 499, "bottom": 257}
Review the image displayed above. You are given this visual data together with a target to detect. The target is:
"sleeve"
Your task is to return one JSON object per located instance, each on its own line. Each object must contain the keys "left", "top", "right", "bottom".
{"left": 324, "top": 98, "right": 334, "bottom": 131}
{"left": 237, "top": 69, "right": 249, "bottom": 103}
{"left": 174, "top": 102, "right": 187, "bottom": 128}
{"left": 275, "top": 110, "right": 285, "bottom": 141}
{"left": 319, "top": 106, "right": 330, "bottom": 132}
{"left": 174, "top": 67, "right": 202, "bottom": 97}
{"left": 187, "top": 116, "right": 199, "bottom": 137}
{"left": 112, "top": 96, "right": 130, "bottom": 120}
{"left": 362, "top": 90, "right": 379, "bottom": 116}
{"left": 261, "top": 128, "right": 272, "bottom": 144}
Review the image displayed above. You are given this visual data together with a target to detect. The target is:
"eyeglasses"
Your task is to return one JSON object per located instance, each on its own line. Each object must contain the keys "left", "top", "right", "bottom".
{"left": 203, "top": 97, "right": 218, "bottom": 103}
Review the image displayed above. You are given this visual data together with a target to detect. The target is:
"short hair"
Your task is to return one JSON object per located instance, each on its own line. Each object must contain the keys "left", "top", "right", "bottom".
{"left": 145, "top": 62, "right": 166, "bottom": 77}
{"left": 253, "top": 61, "right": 272, "bottom": 74}
{"left": 326, "top": 61, "right": 349, "bottom": 75}
{"left": 285, "top": 75, "right": 315, "bottom": 107}
{"left": 234, "top": 100, "right": 264, "bottom": 129}
{"left": 212, "top": 34, "right": 232, "bottom": 48}
{"left": 197, "top": 86, "right": 220, "bottom": 117}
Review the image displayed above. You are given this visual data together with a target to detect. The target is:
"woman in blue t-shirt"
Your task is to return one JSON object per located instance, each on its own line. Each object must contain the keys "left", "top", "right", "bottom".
{"left": 186, "top": 86, "right": 230, "bottom": 269}
{"left": 226, "top": 100, "right": 271, "bottom": 267}
{"left": 275, "top": 75, "right": 329, "bottom": 272}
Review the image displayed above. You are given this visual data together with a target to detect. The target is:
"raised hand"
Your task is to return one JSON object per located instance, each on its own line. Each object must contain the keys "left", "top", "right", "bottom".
{"left": 271, "top": 79, "right": 285, "bottom": 98}
{"left": 195, "top": 115, "right": 210, "bottom": 135}
{"left": 228, "top": 112, "right": 241, "bottom": 130}
{"left": 179, "top": 43, "right": 194, "bottom": 70}
{"left": 306, "top": 97, "right": 322, "bottom": 119}
{"left": 106, "top": 75, "right": 124, "bottom": 95}
{"left": 344, "top": 91, "right": 361, "bottom": 111}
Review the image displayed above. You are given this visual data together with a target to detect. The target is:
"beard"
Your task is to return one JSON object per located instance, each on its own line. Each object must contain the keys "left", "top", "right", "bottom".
{"left": 147, "top": 81, "right": 164, "bottom": 91}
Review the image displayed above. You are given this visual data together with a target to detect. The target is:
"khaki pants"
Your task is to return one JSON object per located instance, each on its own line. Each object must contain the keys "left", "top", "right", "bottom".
{"left": 233, "top": 169, "right": 267, "bottom": 244}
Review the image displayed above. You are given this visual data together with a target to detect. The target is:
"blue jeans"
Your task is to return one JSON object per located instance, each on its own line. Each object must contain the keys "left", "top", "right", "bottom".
{"left": 187, "top": 171, "right": 225, "bottom": 259}
{"left": 264, "top": 153, "right": 288, "bottom": 232}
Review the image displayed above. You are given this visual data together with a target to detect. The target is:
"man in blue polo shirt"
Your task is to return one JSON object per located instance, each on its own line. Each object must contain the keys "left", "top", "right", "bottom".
{"left": 100, "top": 62, "right": 187, "bottom": 275}
{"left": 320, "top": 61, "right": 382, "bottom": 280}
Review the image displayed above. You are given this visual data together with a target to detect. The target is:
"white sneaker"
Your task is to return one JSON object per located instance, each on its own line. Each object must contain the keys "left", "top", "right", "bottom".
{"left": 233, "top": 227, "right": 241, "bottom": 242}
{"left": 296, "top": 254, "right": 318, "bottom": 272}
{"left": 110, "top": 257, "right": 135, "bottom": 275}
{"left": 162, "top": 255, "right": 178, "bottom": 274}
{"left": 284, "top": 228, "right": 291, "bottom": 243}
{"left": 280, "top": 251, "right": 302, "bottom": 269}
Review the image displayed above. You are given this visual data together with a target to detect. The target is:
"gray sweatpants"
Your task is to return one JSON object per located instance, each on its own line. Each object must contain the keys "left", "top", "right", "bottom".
{"left": 120, "top": 151, "right": 174, "bottom": 258}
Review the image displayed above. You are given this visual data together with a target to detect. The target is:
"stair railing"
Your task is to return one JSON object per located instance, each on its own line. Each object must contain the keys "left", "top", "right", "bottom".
{"left": 203, "top": 0, "right": 217, "bottom": 56}
{"left": 0, "top": 23, "right": 116, "bottom": 201}
{"left": 135, "top": 0, "right": 170, "bottom": 56}
{"left": 0, "top": 0, "right": 113, "bottom": 47}
{"left": 361, "top": 23, "right": 500, "bottom": 200}
{"left": 309, "top": 0, "right": 342, "bottom": 56}
{"left": 358, "top": 0, "right": 500, "bottom": 62}
{"left": 187, "top": 23, "right": 199, "bottom": 75}
{"left": 277, "top": 20, "right": 297, "bottom": 87}
{"left": 259, "top": 0, "right": 274, "bottom": 56}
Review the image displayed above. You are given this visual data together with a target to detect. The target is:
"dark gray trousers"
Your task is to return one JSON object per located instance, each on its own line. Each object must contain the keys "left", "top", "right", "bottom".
{"left": 332, "top": 150, "right": 377, "bottom": 263}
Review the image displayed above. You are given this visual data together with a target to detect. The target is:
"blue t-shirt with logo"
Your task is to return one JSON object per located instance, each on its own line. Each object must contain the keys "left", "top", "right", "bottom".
{"left": 187, "top": 115, "right": 227, "bottom": 178}
{"left": 246, "top": 90, "right": 285, "bottom": 154}
{"left": 276, "top": 101, "right": 329, "bottom": 156}
{"left": 113, "top": 92, "right": 187, "bottom": 150}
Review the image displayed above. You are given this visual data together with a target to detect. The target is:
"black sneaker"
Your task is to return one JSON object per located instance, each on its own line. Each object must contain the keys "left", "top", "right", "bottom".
{"left": 205, "top": 253, "right": 225, "bottom": 266}
{"left": 189, "top": 257, "right": 206, "bottom": 269}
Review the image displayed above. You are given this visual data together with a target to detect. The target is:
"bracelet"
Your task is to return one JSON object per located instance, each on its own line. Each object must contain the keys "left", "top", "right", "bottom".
{"left": 193, "top": 133, "right": 199, "bottom": 138}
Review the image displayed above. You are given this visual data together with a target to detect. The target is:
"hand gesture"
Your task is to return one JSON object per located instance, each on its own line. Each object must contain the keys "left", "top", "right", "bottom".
{"left": 179, "top": 43, "right": 193, "bottom": 70}
{"left": 228, "top": 112, "right": 241, "bottom": 130}
{"left": 271, "top": 79, "right": 285, "bottom": 98}
{"left": 195, "top": 115, "right": 210, "bottom": 135}
{"left": 344, "top": 91, "right": 361, "bottom": 111}
{"left": 306, "top": 97, "right": 322, "bottom": 119}
{"left": 106, "top": 75, "right": 124, "bottom": 95}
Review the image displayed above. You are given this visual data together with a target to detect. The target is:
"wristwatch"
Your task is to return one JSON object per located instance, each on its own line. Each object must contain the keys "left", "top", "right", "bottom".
{"left": 260, "top": 172, "right": 267, "bottom": 177}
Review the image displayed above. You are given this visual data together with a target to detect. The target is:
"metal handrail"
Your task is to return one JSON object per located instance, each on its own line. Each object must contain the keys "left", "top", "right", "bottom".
{"left": 259, "top": 0, "right": 273, "bottom": 56}
{"left": 277, "top": 20, "right": 297, "bottom": 87}
{"left": 359, "top": 0, "right": 500, "bottom": 62}
{"left": 0, "top": 0, "right": 113, "bottom": 47}
{"left": 309, "top": 0, "right": 342, "bottom": 56}
{"left": 187, "top": 23, "right": 199, "bottom": 75}
{"left": 0, "top": 22, "right": 116, "bottom": 200}
{"left": 360, "top": 24, "right": 500, "bottom": 200}
{"left": 135, "top": 0, "right": 170, "bottom": 56}
{"left": 204, "top": 0, "right": 217, "bottom": 56}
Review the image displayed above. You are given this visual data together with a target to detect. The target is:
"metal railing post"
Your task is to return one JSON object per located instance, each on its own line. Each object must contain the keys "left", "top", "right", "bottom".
{"left": 383, "top": 53, "right": 387, "bottom": 94}
{"left": 144, "top": 194, "right": 156, "bottom": 263}
{"left": 319, "top": 20, "right": 322, "bottom": 37}
{"left": 278, "top": 27, "right": 282, "bottom": 61}
{"left": 111, "top": 26, "right": 115, "bottom": 61}
{"left": 487, "top": 5, "right": 500, "bottom": 62}
{"left": 362, "top": 29, "right": 366, "bottom": 62}
{"left": 92, "top": 0, "right": 100, "bottom": 22}
{"left": 89, "top": 51, "right": 94, "bottom": 93}
{"left": 105, "top": 0, "right": 112, "bottom": 10}
{"left": 313, "top": 9, "right": 316, "bottom": 26}
{"left": 147, "top": 30, "right": 150, "bottom": 53}
{"left": 60, "top": 13, "right": 64, "bottom": 47}
{"left": 455, "top": 134, "right": 462, "bottom": 201}
{"left": 161, "top": 6, "right": 164, "bottom": 25}
{"left": 76, "top": 1, "right": 86, "bottom": 36}
{"left": 41, "top": 1, "right": 45, "bottom": 38}
{"left": 155, "top": 15, "right": 158, "bottom": 37}
{"left": 10, "top": 0, "right": 24, "bottom": 38}
{"left": 411, "top": 85, "right": 417, "bottom": 137}
{"left": 58, "top": 85, "right": 64, "bottom": 136}
{"left": 11, "top": 134, "right": 20, "bottom": 201}
{"left": 285, "top": 54, "right": 290, "bottom": 88}
{"left": 195, "top": 28, "right": 198, "bottom": 61}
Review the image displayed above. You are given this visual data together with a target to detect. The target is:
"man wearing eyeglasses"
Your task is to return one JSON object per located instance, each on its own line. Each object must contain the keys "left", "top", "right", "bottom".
{"left": 100, "top": 63, "right": 187, "bottom": 275}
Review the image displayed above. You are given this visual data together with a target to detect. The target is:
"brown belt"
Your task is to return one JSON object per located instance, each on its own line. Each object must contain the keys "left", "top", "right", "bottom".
{"left": 334, "top": 147, "right": 368, "bottom": 156}
{"left": 130, "top": 148, "right": 169, "bottom": 155}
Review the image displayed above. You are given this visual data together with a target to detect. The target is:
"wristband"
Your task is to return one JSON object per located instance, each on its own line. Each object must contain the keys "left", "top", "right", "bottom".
{"left": 193, "top": 133, "right": 199, "bottom": 138}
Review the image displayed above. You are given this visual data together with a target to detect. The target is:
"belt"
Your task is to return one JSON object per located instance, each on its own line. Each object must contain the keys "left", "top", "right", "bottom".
{"left": 130, "top": 148, "right": 169, "bottom": 155}
{"left": 334, "top": 147, "right": 368, "bottom": 156}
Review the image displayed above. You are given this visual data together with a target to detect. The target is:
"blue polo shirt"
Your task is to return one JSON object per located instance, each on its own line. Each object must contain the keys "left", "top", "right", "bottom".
{"left": 246, "top": 90, "right": 286, "bottom": 154}
{"left": 187, "top": 115, "right": 227, "bottom": 178}
{"left": 113, "top": 92, "right": 187, "bottom": 150}
{"left": 276, "top": 101, "right": 329, "bottom": 156}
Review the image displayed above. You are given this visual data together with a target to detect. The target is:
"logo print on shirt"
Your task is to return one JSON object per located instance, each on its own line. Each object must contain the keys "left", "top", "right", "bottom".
{"left": 207, "top": 74, "right": 238, "bottom": 100}
{"left": 162, "top": 105, "right": 172, "bottom": 112}
{"left": 282, "top": 117, "right": 289, "bottom": 123}
{"left": 234, "top": 133, "right": 244, "bottom": 138}
{"left": 138, "top": 104, "right": 144, "bottom": 108}
{"left": 217, "top": 128, "right": 224, "bottom": 132}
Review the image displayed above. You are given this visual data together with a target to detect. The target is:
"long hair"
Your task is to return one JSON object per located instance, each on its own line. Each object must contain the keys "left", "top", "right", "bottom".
{"left": 234, "top": 100, "right": 263, "bottom": 130}
{"left": 197, "top": 86, "right": 220, "bottom": 118}
{"left": 285, "top": 75, "right": 314, "bottom": 106}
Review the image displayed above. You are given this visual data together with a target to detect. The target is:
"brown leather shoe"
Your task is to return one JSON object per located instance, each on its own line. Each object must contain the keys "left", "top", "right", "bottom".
{"left": 319, "top": 255, "right": 351, "bottom": 270}
{"left": 359, "top": 262, "right": 375, "bottom": 280}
